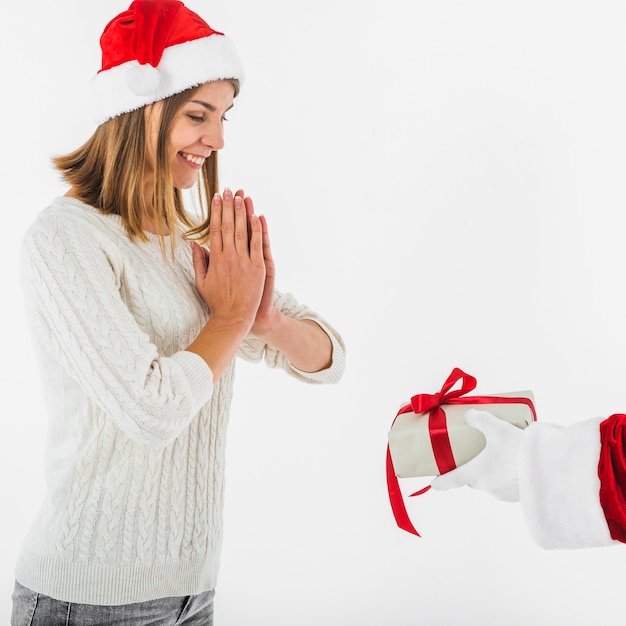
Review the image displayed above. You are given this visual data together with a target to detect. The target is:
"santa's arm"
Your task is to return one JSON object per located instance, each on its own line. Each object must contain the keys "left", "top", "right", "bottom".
{"left": 432, "top": 410, "right": 626, "bottom": 549}
{"left": 519, "top": 416, "right": 618, "bottom": 549}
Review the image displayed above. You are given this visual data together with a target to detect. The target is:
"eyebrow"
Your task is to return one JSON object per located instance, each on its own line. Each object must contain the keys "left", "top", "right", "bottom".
{"left": 189, "top": 99, "right": 234, "bottom": 112}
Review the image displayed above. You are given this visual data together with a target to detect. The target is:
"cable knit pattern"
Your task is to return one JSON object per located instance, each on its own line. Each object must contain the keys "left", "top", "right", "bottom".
{"left": 15, "top": 197, "right": 345, "bottom": 605}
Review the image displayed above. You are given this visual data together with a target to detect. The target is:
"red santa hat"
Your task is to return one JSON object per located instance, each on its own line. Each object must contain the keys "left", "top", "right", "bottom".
{"left": 91, "top": 0, "right": 244, "bottom": 123}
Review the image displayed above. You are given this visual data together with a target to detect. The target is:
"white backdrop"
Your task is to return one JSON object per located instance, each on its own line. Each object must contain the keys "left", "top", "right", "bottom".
{"left": 3, "top": 1, "right": 626, "bottom": 624}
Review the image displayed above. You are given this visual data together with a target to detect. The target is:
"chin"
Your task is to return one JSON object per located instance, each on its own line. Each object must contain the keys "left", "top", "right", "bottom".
{"left": 174, "top": 176, "right": 200, "bottom": 190}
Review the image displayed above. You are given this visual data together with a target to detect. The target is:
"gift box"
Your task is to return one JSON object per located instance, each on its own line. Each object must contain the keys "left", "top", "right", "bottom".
{"left": 389, "top": 392, "right": 535, "bottom": 478}
{"left": 386, "top": 367, "right": 536, "bottom": 536}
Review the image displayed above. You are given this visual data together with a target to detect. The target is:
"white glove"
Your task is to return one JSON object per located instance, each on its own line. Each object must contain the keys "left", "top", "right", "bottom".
{"left": 430, "top": 409, "right": 524, "bottom": 502}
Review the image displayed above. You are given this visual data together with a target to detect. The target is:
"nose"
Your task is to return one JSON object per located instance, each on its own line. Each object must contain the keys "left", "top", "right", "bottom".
{"left": 201, "top": 119, "right": 225, "bottom": 151}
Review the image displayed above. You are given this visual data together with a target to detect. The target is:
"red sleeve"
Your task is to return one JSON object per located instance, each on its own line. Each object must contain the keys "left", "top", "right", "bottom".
{"left": 598, "top": 413, "right": 626, "bottom": 543}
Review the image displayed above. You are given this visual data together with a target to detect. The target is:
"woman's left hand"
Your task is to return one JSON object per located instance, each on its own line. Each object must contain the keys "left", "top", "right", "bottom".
{"left": 233, "top": 189, "right": 333, "bottom": 373}
{"left": 235, "top": 190, "right": 277, "bottom": 335}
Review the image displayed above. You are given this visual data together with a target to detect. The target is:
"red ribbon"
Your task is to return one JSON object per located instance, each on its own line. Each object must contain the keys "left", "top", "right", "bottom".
{"left": 386, "top": 368, "right": 537, "bottom": 536}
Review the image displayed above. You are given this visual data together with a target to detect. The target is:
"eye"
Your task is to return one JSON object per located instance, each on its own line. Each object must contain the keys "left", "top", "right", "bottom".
{"left": 221, "top": 115, "right": 229, "bottom": 122}
{"left": 187, "top": 114, "right": 205, "bottom": 123}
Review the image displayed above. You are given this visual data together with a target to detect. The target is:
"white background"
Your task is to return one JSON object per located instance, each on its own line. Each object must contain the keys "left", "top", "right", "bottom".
{"left": 2, "top": 1, "right": 626, "bottom": 624}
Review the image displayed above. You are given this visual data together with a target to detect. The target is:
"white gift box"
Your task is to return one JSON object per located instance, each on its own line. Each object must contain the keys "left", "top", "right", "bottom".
{"left": 388, "top": 390, "right": 536, "bottom": 478}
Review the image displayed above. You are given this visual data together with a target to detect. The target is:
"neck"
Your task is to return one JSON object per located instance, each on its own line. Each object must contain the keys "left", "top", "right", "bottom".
{"left": 141, "top": 212, "right": 170, "bottom": 235}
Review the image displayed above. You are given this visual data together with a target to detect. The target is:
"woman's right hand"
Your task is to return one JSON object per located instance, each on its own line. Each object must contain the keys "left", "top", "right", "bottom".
{"left": 192, "top": 188, "right": 266, "bottom": 331}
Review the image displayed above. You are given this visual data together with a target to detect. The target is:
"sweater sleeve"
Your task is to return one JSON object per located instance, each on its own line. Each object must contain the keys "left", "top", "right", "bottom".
{"left": 518, "top": 417, "right": 617, "bottom": 549}
{"left": 237, "top": 291, "right": 345, "bottom": 384}
{"left": 21, "top": 213, "right": 214, "bottom": 447}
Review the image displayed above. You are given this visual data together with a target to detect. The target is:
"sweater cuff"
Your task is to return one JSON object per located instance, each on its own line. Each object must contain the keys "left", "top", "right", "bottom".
{"left": 288, "top": 319, "right": 346, "bottom": 385}
{"left": 519, "top": 417, "right": 615, "bottom": 549}
{"left": 170, "top": 351, "right": 214, "bottom": 414}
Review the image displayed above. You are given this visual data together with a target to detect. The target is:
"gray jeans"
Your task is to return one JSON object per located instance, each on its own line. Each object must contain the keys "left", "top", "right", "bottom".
{"left": 11, "top": 581, "right": 215, "bottom": 626}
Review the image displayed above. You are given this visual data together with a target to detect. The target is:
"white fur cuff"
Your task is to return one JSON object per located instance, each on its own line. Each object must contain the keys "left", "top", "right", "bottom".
{"left": 519, "top": 417, "right": 615, "bottom": 549}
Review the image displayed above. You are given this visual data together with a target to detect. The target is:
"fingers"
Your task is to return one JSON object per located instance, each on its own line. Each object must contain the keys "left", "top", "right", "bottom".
{"left": 209, "top": 188, "right": 270, "bottom": 269}
{"left": 219, "top": 188, "right": 236, "bottom": 249}
{"left": 248, "top": 212, "right": 263, "bottom": 261}
{"left": 259, "top": 215, "right": 271, "bottom": 252}
{"left": 241, "top": 197, "right": 270, "bottom": 269}
{"left": 258, "top": 216, "right": 275, "bottom": 290}
{"left": 230, "top": 189, "right": 259, "bottom": 239}
{"left": 233, "top": 195, "right": 250, "bottom": 254}
{"left": 210, "top": 189, "right": 253, "bottom": 256}
{"left": 240, "top": 196, "right": 254, "bottom": 239}
{"left": 209, "top": 193, "right": 223, "bottom": 251}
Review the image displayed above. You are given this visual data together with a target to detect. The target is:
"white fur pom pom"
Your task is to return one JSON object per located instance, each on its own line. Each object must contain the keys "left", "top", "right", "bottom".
{"left": 126, "top": 64, "right": 161, "bottom": 96}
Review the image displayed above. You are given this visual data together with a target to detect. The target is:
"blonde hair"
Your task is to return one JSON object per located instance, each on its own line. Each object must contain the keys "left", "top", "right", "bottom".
{"left": 53, "top": 80, "right": 240, "bottom": 248}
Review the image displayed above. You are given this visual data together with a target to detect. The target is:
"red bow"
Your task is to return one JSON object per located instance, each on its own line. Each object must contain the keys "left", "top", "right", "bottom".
{"left": 409, "top": 368, "right": 478, "bottom": 475}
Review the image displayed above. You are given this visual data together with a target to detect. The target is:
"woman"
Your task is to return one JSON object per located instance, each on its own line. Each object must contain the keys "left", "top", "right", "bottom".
{"left": 11, "top": 1, "right": 345, "bottom": 624}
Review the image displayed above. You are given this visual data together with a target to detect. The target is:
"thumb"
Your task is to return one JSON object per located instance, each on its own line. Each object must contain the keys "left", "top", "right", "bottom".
{"left": 191, "top": 241, "right": 208, "bottom": 283}
{"left": 430, "top": 457, "right": 482, "bottom": 491}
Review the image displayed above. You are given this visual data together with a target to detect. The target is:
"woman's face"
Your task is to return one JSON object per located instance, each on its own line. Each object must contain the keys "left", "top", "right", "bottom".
{"left": 147, "top": 79, "right": 236, "bottom": 190}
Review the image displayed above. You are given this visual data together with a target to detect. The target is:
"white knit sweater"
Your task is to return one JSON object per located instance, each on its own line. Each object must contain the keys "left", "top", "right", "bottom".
{"left": 15, "top": 196, "right": 345, "bottom": 605}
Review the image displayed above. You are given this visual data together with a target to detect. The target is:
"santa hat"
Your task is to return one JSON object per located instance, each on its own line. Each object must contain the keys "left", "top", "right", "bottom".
{"left": 91, "top": 0, "right": 244, "bottom": 123}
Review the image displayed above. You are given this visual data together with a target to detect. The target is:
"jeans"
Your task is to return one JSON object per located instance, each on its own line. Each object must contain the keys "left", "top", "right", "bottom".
{"left": 11, "top": 581, "right": 215, "bottom": 626}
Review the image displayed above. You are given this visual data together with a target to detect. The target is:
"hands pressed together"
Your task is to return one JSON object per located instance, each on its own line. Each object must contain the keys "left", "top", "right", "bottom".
{"left": 190, "top": 187, "right": 274, "bottom": 336}
{"left": 187, "top": 187, "right": 333, "bottom": 380}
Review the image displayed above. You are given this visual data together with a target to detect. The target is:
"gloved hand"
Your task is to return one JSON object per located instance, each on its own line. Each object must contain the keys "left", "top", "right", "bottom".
{"left": 430, "top": 409, "right": 525, "bottom": 502}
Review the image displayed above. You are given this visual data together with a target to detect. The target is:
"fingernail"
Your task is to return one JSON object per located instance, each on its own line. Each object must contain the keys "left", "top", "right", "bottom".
{"left": 223, "top": 188, "right": 232, "bottom": 199}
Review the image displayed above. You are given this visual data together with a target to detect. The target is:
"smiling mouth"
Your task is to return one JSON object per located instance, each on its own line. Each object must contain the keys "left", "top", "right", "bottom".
{"left": 180, "top": 151, "right": 207, "bottom": 166}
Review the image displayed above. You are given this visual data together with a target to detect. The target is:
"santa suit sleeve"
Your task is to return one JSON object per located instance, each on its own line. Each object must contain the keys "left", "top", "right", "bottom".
{"left": 519, "top": 414, "right": 626, "bottom": 549}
